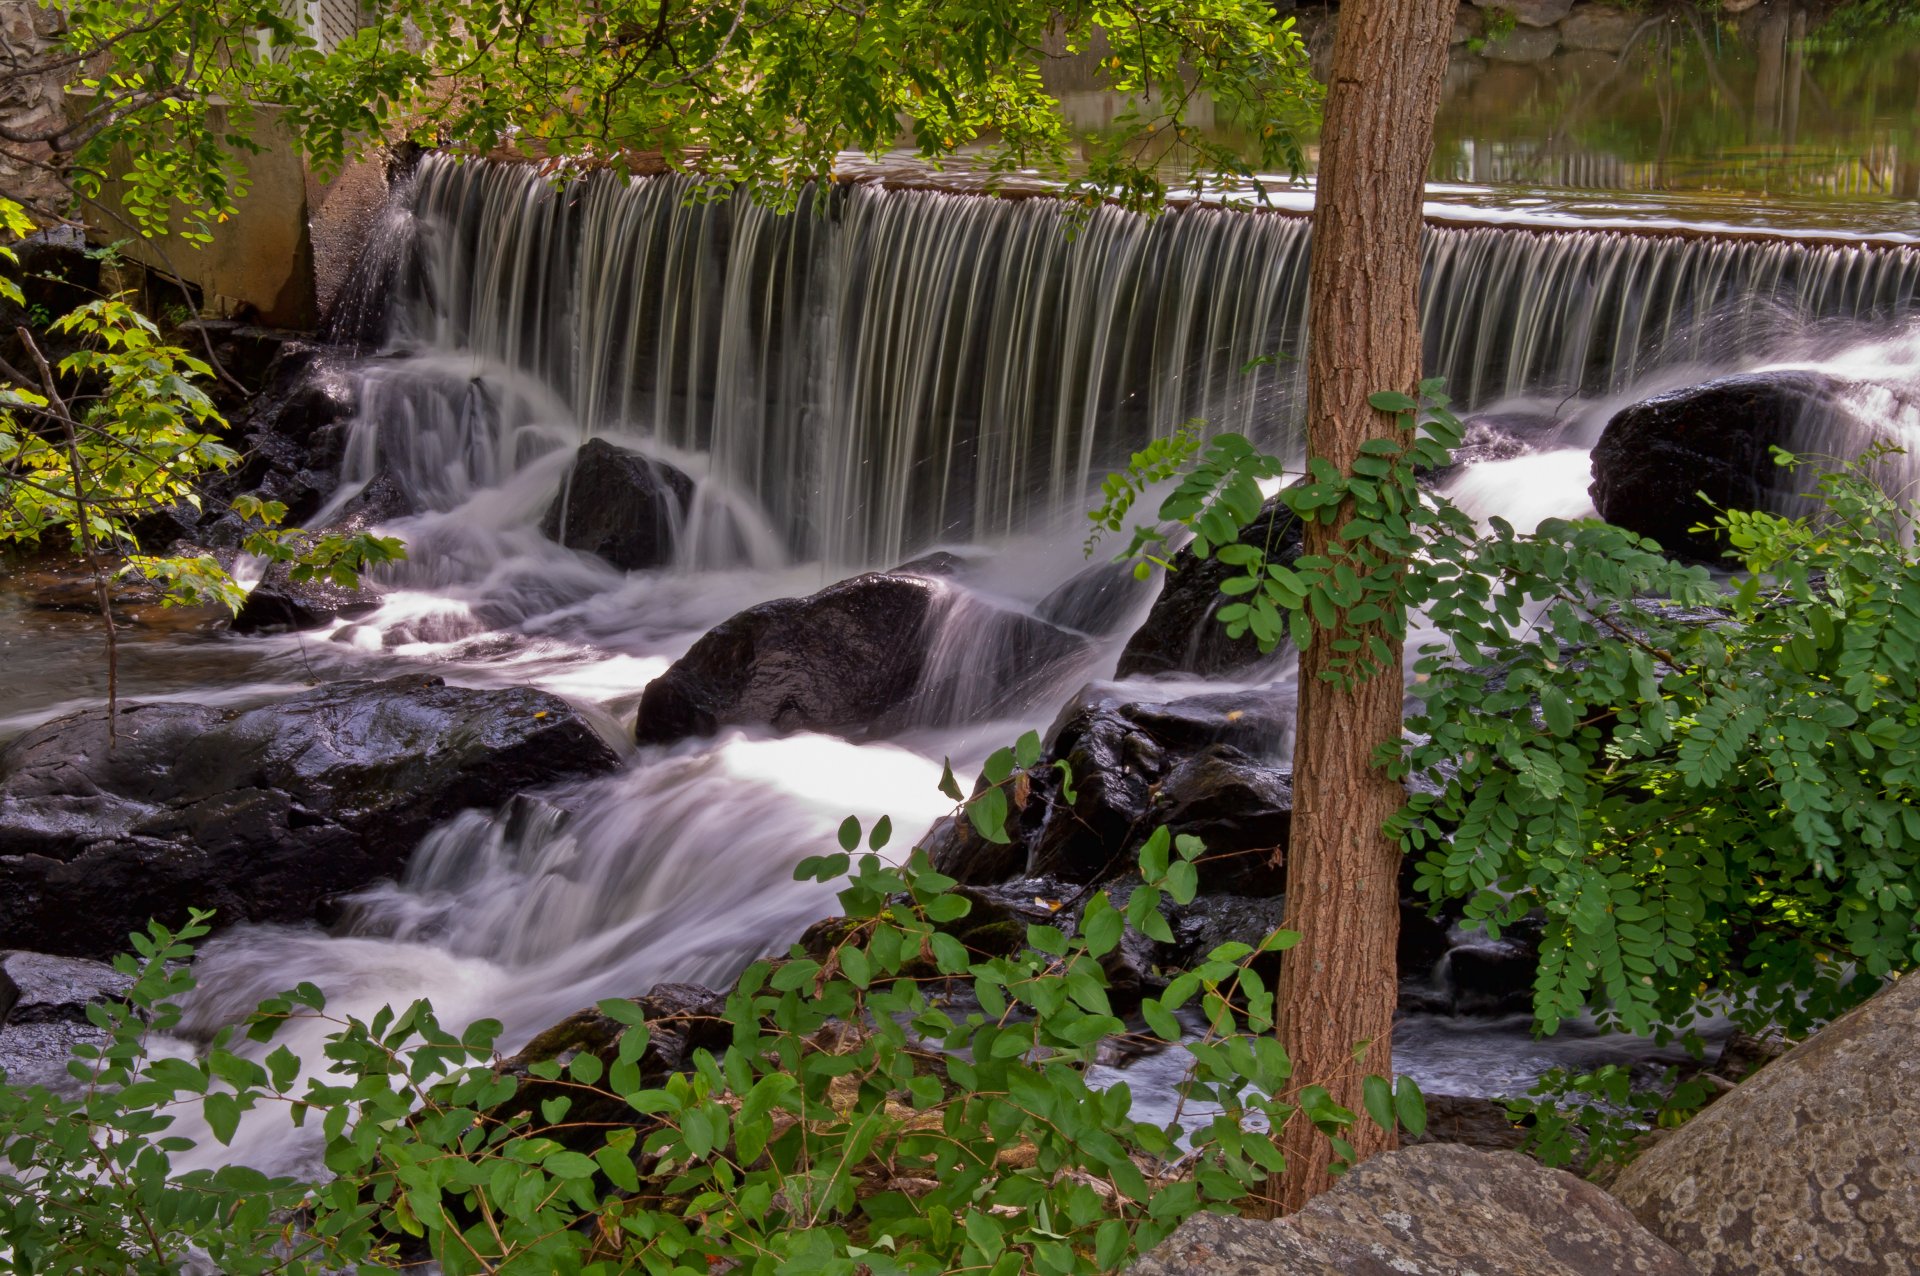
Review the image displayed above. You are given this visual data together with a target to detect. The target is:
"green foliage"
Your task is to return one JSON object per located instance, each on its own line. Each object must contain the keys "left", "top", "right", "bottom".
{"left": 0, "top": 755, "right": 1421, "bottom": 1274}
{"left": 0, "top": 913, "right": 328, "bottom": 1274}
{"left": 0, "top": 199, "right": 403, "bottom": 615}
{"left": 1466, "top": 6, "right": 1520, "bottom": 54}
{"left": 22, "top": 0, "right": 1317, "bottom": 236}
{"left": 1101, "top": 383, "right": 1920, "bottom": 1048}
{"left": 1501, "top": 1065, "right": 1712, "bottom": 1173}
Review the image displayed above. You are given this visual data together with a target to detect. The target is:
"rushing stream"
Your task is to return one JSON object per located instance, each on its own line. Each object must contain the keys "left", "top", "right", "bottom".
{"left": 6, "top": 145, "right": 1920, "bottom": 1176}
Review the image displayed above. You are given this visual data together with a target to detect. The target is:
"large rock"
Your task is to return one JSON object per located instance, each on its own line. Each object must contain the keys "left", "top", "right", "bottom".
{"left": 0, "top": 674, "right": 622, "bottom": 958}
{"left": 1470, "top": 0, "right": 1574, "bottom": 26}
{"left": 634, "top": 572, "right": 1089, "bottom": 744}
{"left": 925, "top": 686, "right": 1292, "bottom": 894}
{"left": 1481, "top": 24, "right": 1561, "bottom": 62}
{"left": 1589, "top": 372, "right": 1837, "bottom": 562}
{"left": 1611, "top": 972, "right": 1920, "bottom": 1275}
{"left": 1559, "top": 3, "right": 1647, "bottom": 52}
{"left": 490, "top": 983, "right": 730, "bottom": 1150}
{"left": 231, "top": 471, "right": 413, "bottom": 633}
{"left": 1131, "top": 1144, "right": 1699, "bottom": 1275}
{"left": 1116, "top": 497, "right": 1304, "bottom": 680}
{"left": 541, "top": 439, "right": 696, "bottom": 572}
{"left": 0, "top": 951, "right": 133, "bottom": 1026}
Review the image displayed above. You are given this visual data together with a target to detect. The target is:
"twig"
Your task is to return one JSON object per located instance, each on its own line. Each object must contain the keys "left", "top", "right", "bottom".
{"left": 17, "top": 325, "right": 119, "bottom": 745}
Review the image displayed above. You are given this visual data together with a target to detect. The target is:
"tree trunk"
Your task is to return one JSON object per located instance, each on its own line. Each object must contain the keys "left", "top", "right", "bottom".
{"left": 1263, "top": 0, "right": 1456, "bottom": 1216}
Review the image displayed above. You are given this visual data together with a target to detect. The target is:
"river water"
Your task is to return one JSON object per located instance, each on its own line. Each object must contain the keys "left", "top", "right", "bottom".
{"left": 5, "top": 7, "right": 1920, "bottom": 1175}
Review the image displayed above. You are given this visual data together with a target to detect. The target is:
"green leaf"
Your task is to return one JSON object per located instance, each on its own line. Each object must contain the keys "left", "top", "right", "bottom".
{"left": 1362, "top": 1074, "right": 1394, "bottom": 1133}
{"left": 1395, "top": 1077, "right": 1428, "bottom": 1138}
{"left": 838, "top": 816, "right": 861, "bottom": 852}
{"left": 203, "top": 1091, "right": 242, "bottom": 1145}
{"left": 1014, "top": 730, "right": 1043, "bottom": 769}
{"left": 543, "top": 1150, "right": 600, "bottom": 1179}
{"left": 968, "top": 787, "right": 1011, "bottom": 844}
{"left": 1081, "top": 895, "right": 1124, "bottom": 958}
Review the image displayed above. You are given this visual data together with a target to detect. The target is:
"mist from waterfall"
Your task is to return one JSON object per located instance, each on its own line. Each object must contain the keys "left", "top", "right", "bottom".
{"left": 150, "top": 158, "right": 1920, "bottom": 1174}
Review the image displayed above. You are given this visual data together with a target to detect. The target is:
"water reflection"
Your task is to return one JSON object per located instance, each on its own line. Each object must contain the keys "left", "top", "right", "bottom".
{"left": 1026, "top": 1, "right": 1920, "bottom": 233}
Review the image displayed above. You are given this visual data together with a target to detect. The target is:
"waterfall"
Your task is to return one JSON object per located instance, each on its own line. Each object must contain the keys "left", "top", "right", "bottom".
{"left": 341, "top": 155, "right": 1920, "bottom": 567}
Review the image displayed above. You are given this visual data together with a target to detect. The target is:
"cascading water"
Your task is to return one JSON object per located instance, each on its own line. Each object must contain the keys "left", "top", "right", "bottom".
{"left": 356, "top": 155, "right": 1920, "bottom": 566}
{"left": 98, "top": 156, "right": 1920, "bottom": 1172}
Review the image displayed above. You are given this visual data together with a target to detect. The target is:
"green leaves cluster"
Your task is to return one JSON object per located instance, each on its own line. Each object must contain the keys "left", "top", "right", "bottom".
{"left": 0, "top": 199, "right": 403, "bottom": 616}
{"left": 0, "top": 750, "right": 1424, "bottom": 1274}
{"left": 1100, "top": 382, "right": 1920, "bottom": 1051}
{"left": 1500, "top": 1064, "right": 1711, "bottom": 1172}
{"left": 20, "top": 0, "right": 1317, "bottom": 237}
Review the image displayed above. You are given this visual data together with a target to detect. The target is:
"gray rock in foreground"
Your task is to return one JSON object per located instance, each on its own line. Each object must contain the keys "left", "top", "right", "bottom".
{"left": 0, "top": 674, "right": 622, "bottom": 958}
{"left": 1131, "top": 1144, "right": 1698, "bottom": 1275}
{"left": 1611, "top": 973, "right": 1920, "bottom": 1275}
{"left": 0, "top": 951, "right": 133, "bottom": 1025}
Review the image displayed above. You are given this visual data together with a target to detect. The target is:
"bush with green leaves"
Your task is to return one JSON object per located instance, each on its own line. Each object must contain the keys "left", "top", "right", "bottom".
{"left": 0, "top": 739, "right": 1420, "bottom": 1275}
{"left": 1, "top": 197, "right": 404, "bottom": 720}
{"left": 1096, "top": 383, "right": 1920, "bottom": 1051}
{"left": 1499, "top": 1064, "right": 1713, "bottom": 1173}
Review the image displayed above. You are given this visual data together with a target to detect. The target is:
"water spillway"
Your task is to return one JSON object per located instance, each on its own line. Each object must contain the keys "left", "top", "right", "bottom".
{"left": 371, "top": 155, "right": 1920, "bottom": 566}
{"left": 11, "top": 155, "right": 1920, "bottom": 1178}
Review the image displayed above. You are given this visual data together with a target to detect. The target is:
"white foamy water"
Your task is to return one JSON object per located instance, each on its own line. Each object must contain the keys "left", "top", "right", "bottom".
{"left": 9, "top": 162, "right": 1918, "bottom": 1177}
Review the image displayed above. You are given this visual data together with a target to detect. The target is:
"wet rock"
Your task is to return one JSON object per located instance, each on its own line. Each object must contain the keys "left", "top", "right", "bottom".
{"left": 541, "top": 439, "right": 696, "bottom": 572}
{"left": 1471, "top": 0, "right": 1573, "bottom": 26}
{"left": 193, "top": 347, "right": 361, "bottom": 547}
{"left": 1112, "top": 688, "right": 1294, "bottom": 759}
{"left": 1407, "top": 1093, "right": 1530, "bottom": 1154}
{"left": 1559, "top": 3, "right": 1646, "bottom": 52}
{"left": 1439, "top": 935, "right": 1541, "bottom": 1015}
{"left": 925, "top": 687, "right": 1290, "bottom": 894}
{"left": 231, "top": 471, "right": 413, "bottom": 633}
{"left": 1036, "top": 560, "right": 1148, "bottom": 636}
{"left": 892, "top": 550, "right": 977, "bottom": 578}
{"left": 1589, "top": 372, "right": 1839, "bottom": 561}
{"left": 491, "top": 983, "right": 728, "bottom": 1148}
{"left": 636, "top": 572, "right": 938, "bottom": 744}
{"left": 0, "top": 674, "right": 622, "bottom": 958}
{"left": 1482, "top": 24, "right": 1562, "bottom": 62}
{"left": 1115, "top": 495, "right": 1303, "bottom": 680}
{"left": 634, "top": 572, "right": 1089, "bottom": 744}
{"left": 1132, "top": 1144, "right": 1699, "bottom": 1275}
{"left": 1420, "top": 412, "right": 1559, "bottom": 486}
{"left": 0, "top": 951, "right": 134, "bottom": 1026}
{"left": 1611, "top": 972, "right": 1920, "bottom": 1275}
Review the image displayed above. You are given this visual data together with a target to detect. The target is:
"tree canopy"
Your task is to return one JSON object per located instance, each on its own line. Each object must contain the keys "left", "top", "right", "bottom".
{"left": 3, "top": 0, "right": 1317, "bottom": 234}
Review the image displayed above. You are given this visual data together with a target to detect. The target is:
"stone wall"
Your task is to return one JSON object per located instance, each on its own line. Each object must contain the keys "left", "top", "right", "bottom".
{"left": 0, "top": 0, "right": 69, "bottom": 219}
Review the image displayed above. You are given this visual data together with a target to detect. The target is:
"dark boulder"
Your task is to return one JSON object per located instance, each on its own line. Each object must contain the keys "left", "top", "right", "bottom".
{"left": 1420, "top": 411, "right": 1561, "bottom": 485}
{"left": 1115, "top": 494, "right": 1303, "bottom": 679}
{"left": 635, "top": 572, "right": 1089, "bottom": 745}
{"left": 542, "top": 439, "right": 695, "bottom": 572}
{"left": 638, "top": 572, "right": 938, "bottom": 744}
{"left": 925, "top": 687, "right": 1291, "bottom": 895}
{"left": 1589, "top": 372, "right": 1838, "bottom": 561}
{"left": 491, "top": 983, "right": 729, "bottom": 1149}
{"left": 892, "top": 550, "right": 977, "bottom": 578}
{"left": 1035, "top": 561, "right": 1149, "bottom": 636}
{"left": 0, "top": 674, "right": 622, "bottom": 958}
{"left": 230, "top": 471, "right": 412, "bottom": 634}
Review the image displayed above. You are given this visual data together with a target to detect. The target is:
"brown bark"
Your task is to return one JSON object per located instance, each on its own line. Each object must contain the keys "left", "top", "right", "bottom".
{"left": 1261, "top": 0, "right": 1456, "bottom": 1216}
